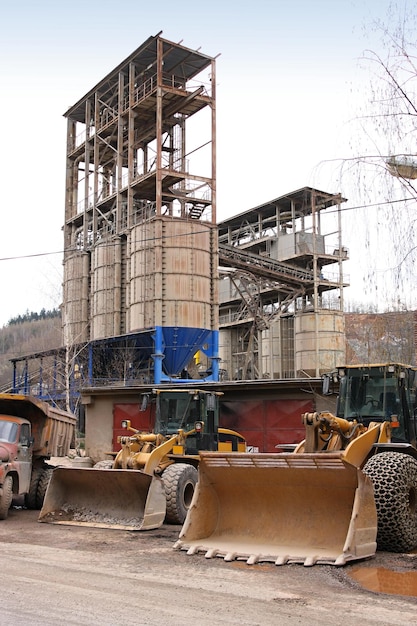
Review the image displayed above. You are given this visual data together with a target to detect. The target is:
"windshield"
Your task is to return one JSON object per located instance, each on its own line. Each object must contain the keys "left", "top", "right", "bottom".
{"left": 157, "top": 393, "right": 200, "bottom": 435}
{"left": 337, "top": 366, "right": 413, "bottom": 441}
{"left": 0, "top": 420, "right": 18, "bottom": 443}
{"left": 343, "top": 374, "right": 398, "bottom": 419}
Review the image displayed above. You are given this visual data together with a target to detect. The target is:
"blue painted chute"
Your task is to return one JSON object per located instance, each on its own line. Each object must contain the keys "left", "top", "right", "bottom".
{"left": 154, "top": 326, "right": 214, "bottom": 375}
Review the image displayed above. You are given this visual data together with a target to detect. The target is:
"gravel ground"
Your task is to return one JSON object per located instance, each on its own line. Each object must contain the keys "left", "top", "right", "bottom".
{"left": 0, "top": 503, "right": 416, "bottom": 625}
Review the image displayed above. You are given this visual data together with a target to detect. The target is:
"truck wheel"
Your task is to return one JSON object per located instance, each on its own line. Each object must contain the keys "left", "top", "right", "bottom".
{"left": 162, "top": 463, "right": 198, "bottom": 524}
{"left": 25, "top": 466, "right": 53, "bottom": 510}
{"left": 0, "top": 475, "right": 13, "bottom": 520}
{"left": 25, "top": 467, "right": 43, "bottom": 509}
{"left": 363, "top": 451, "right": 417, "bottom": 552}
{"left": 36, "top": 467, "right": 54, "bottom": 508}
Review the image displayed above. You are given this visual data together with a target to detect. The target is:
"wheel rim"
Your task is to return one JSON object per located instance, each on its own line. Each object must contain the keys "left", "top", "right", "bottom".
{"left": 183, "top": 480, "right": 195, "bottom": 509}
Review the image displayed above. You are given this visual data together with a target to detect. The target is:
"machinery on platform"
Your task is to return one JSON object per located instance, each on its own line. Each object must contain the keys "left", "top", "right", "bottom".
{"left": 39, "top": 389, "right": 246, "bottom": 530}
{"left": 175, "top": 363, "right": 417, "bottom": 566}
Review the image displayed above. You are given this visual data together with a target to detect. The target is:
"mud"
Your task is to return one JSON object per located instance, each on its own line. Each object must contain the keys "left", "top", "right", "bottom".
{"left": 348, "top": 558, "right": 417, "bottom": 596}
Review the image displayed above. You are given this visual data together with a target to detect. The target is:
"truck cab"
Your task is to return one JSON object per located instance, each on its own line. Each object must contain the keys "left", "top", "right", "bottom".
{"left": 154, "top": 389, "right": 220, "bottom": 454}
{"left": 152, "top": 388, "right": 246, "bottom": 455}
{"left": 329, "top": 364, "right": 417, "bottom": 447}
{"left": 0, "top": 415, "right": 34, "bottom": 499}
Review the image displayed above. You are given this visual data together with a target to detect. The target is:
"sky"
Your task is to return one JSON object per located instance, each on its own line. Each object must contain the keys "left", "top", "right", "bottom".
{"left": 0, "top": 0, "right": 413, "bottom": 326}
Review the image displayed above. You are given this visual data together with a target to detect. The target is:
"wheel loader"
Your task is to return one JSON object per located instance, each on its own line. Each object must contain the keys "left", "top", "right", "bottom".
{"left": 39, "top": 388, "right": 246, "bottom": 530}
{"left": 175, "top": 363, "right": 417, "bottom": 566}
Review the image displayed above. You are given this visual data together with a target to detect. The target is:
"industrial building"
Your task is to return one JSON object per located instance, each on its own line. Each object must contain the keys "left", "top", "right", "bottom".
{"left": 62, "top": 32, "right": 219, "bottom": 385}
{"left": 57, "top": 32, "right": 349, "bottom": 387}
{"left": 217, "top": 188, "right": 348, "bottom": 380}
{"left": 10, "top": 34, "right": 350, "bottom": 450}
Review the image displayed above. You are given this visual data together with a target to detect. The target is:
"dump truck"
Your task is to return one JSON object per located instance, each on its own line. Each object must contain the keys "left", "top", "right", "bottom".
{"left": 39, "top": 388, "right": 246, "bottom": 530}
{"left": 175, "top": 363, "right": 417, "bottom": 566}
{"left": 0, "top": 393, "right": 76, "bottom": 519}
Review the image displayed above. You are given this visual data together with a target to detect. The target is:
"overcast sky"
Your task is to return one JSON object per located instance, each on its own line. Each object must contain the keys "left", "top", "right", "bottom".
{"left": 0, "top": 0, "right": 411, "bottom": 326}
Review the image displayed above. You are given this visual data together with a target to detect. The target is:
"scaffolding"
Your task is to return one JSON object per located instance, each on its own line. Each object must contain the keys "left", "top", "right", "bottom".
{"left": 218, "top": 187, "right": 348, "bottom": 378}
{"left": 62, "top": 33, "right": 220, "bottom": 384}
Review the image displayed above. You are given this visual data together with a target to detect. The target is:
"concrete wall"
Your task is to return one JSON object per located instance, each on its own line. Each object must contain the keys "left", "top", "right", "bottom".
{"left": 81, "top": 393, "right": 119, "bottom": 462}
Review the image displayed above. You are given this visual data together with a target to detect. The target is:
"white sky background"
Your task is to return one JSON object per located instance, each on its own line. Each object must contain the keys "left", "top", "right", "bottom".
{"left": 0, "top": 0, "right": 413, "bottom": 326}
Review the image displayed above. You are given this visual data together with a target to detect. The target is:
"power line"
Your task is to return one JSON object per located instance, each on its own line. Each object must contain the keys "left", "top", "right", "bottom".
{"left": 0, "top": 194, "right": 415, "bottom": 263}
{"left": 0, "top": 250, "right": 63, "bottom": 262}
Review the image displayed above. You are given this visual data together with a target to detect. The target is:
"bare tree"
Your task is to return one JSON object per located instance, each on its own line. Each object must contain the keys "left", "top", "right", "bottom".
{"left": 332, "top": 3, "right": 417, "bottom": 311}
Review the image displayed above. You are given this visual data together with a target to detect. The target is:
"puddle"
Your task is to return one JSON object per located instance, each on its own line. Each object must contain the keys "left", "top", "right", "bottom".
{"left": 349, "top": 565, "right": 417, "bottom": 597}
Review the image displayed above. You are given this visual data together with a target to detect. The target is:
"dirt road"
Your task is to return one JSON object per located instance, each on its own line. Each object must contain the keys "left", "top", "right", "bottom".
{"left": 1, "top": 504, "right": 416, "bottom": 626}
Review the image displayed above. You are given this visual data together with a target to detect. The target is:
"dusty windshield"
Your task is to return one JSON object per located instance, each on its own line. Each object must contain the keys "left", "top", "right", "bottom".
{"left": 0, "top": 420, "right": 18, "bottom": 443}
{"left": 158, "top": 393, "right": 199, "bottom": 435}
{"left": 339, "top": 372, "right": 400, "bottom": 421}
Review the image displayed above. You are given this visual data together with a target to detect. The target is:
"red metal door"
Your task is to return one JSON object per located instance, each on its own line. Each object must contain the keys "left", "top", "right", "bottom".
{"left": 112, "top": 403, "right": 154, "bottom": 451}
{"left": 219, "top": 398, "right": 312, "bottom": 452}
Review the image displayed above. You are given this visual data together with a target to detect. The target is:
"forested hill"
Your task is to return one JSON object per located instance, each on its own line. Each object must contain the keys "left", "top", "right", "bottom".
{"left": 0, "top": 310, "right": 62, "bottom": 391}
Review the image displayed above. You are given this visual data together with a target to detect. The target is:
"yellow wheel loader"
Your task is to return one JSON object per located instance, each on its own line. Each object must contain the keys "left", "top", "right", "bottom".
{"left": 39, "top": 389, "right": 246, "bottom": 530}
{"left": 175, "top": 364, "right": 417, "bottom": 566}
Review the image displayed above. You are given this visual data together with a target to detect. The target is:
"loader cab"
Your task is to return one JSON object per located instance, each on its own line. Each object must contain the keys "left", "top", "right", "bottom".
{"left": 154, "top": 389, "right": 221, "bottom": 453}
{"left": 335, "top": 364, "right": 417, "bottom": 446}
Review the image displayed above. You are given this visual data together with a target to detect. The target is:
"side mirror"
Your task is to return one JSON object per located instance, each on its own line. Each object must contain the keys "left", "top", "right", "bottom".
{"left": 121, "top": 420, "right": 131, "bottom": 430}
{"left": 140, "top": 394, "right": 149, "bottom": 411}
{"left": 322, "top": 374, "right": 330, "bottom": 395}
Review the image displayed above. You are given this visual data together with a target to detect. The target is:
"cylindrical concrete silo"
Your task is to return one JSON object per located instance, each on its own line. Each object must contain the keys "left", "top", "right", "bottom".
{"left": 295, "top": 310, "right": 346, "bottom": 377}
{"left": 129, "top": 216, "right": 218, "bottom": 380}
{"left": 90, "top": 238, "right": 122, "bottom": 339}
{"left": 63, "top": 251, "right": 90, "bottom": 345}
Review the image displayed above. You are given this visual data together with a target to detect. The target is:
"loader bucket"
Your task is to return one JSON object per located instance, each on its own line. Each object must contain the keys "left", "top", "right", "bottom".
{"left": 174, "top": 452, "right": 378, "bottom": 566}
{"left": 38, "top": 467, "right": 166, "bottom": 531}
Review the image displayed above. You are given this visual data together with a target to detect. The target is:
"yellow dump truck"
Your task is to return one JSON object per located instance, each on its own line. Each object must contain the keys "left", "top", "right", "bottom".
{"left": 39, "top": 389, "right": 246, "bottom": 530}
{"left": 0, "top": 393, "right": 76, "bottom": 519}
{"left": 175, "top": 363, "right": 417, "bottom": 566}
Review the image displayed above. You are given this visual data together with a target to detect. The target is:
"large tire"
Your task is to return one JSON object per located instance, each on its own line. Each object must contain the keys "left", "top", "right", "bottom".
{"left": 25, "top": 466, "right": 43, "bottom": 509}
{"left": 363, "top": 451, "right": 417, "bottom": 552}
{"left": 0, "top": 475, "right": 13, "bottom": 520}
{"left": 162, "top": 463, "right": 198, "bottom": 524}
{"left": 25, "top": 466, "right": 53, "bottom": 510}
{"left": 36, "top": 467, "right": 54, "bottom": 508}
